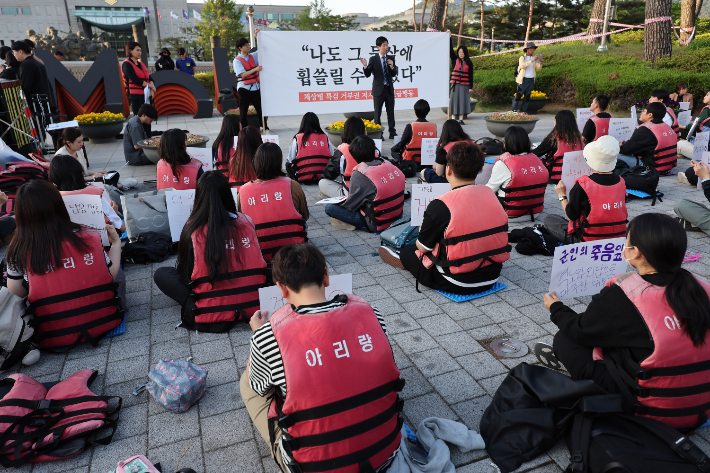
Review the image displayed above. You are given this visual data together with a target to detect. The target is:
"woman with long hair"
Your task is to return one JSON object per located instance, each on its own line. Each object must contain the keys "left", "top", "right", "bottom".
{"left": 669, "top": 81, "right": 693, "bottom": 110}
{"left": 286, "top": 111, "right": 333, "bottom": 183}
{"left": 421, "top": 119, "right": 473, "bottom": 184}
{"left": 537, "top": 213, "right": 710, "bottom": 429}
{"left": 229, "top": 126, "right": 261, "bottom": 189}
{"left": 449, "top": 40, "right": 474, "bottom": 124}
{"left": 154, "top": 171, "right": 268, "bottom": 332}
{"left": 156, "top": 129, "right": 203, "bottom": 190}
{"left": 533, "top": 109, "right": 584, "bottom": 183}
{"left": 0, "top": 49, "right": 20, "bottom": 80}
{"left": 121, "top": 41, "right": 155, "bottom": 117}
{"left": 318, "top": 116, "right": 368, "bottom": 198}
{"left": 6, "top": 180, "right": 123, "bottom": 349}
{"left": 54, "top": 127, "right": 112, "bottom": 183}
{"left": 212, "top": 113, "right": 241, "bottom": 177}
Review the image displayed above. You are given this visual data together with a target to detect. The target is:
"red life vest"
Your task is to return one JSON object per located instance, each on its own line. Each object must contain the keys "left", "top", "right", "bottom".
{"left": 0, "top": 369, "right": 120, "bottom": 466}
{"left": 416, "top": 185, "right": 510, "bottom": 274}
{"left": 354, "top": 159, "right": 405, "bottom": 232}
{"left": 589, "top": 114, "right": 613, "bottom": 141}
{"left": 665, "top": 106, "right": 680, "bottom": 138}
{"left": 402, "top": 122, "right": 437, "bottom": 163}
{"left": 566, "top": 175, "right": 627, "bottom": 241}
{"left": 338, "top": 143, "right": 359, "bottom": 192}
{"left": 236, "top": 54, "right": 259, "bottom": 85}
{"left": 59, "top": 186, "right": 110, "bottom": 225}
{"left": 214, "top": 145, "right": 233, "bottom": 177}
{"left": 450, "top": 59, "right": 470, "bottom": 86}
{"left": 547, "top": 139, "right": 584, "bottom": 183}
{"left": 26, "top": 229, "right": 122, "bottom": 348}
{"left": 189, "top": 217, "right": 267, "bottom": 330}
{"left": 593, "top": 272, "right": 710, "bottom": 429}
{"left": 641, "top": 121, "right": 678, "bottom": 172}
{"left": 238, "top": 177, "right": 307, "bottom": 262}
{"left": 443, "top": 139, "right": 474, "bottom": 154}
{"left": 267, "top": 295, "right": 404, "bottom": 473}
{"left": 157, "top": 158, "right": 202, "bottom": 190}
{"left": 494, "top": 152, "right": 548, "bottom": 219}
{"left": 121, "top": 59, "right": 150, "bottom": 96}
{"left": 293, "top": 133, "right": 331, "bottom": 183}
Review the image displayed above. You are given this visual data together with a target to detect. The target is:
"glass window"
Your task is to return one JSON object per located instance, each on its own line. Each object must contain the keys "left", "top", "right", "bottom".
{"left": 1, "top": 8, "right": 18, "bottom": 14}
{"left": 253, "top": 13, "right": 263, "bottom": 19}
{"left": 22, "top": 8, "right": 31, "bottom": 14}
{"left": 91, "top": 27, "right": 135, "bottom": 56}
{"left": 281, "top": 14, "right": 293, "bottom": 20}
{"left": 266, "top": 13, "right": 278, "bottom": 20}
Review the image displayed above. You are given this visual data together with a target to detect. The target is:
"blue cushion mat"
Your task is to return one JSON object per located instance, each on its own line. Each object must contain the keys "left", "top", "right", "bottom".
{"left": 434, "top": 282, "right": 507, "bottom": 302}
{"left": 484, "top": 158, "right": 496, "bottom": 164}
{"left": 105, "top": 318, "right": 126, "bottom": 338}
{"left": 626, "top": 189, "right": 661, "bottom": 199}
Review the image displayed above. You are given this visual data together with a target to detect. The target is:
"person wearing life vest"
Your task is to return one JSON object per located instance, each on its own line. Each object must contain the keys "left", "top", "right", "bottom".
{"left": 582, "top": 94, "right": 612, "bottom": 143}
{"left": 649, "top": 89, "right": 680, "bottom": 138}
{"left": 154, "top": 171, "right": 268, "bottom": 332}
{"left": 121, "top": 41, "right": 155, "bottom": 118}
{"left": 449, "top": 39, "right": 474, "bottom": 124}
{"left": 382, "top": 141, "right": 510, "bottom": 295}
{"left": 487, "top": 126, "right": 548, "bottom": 221}
{"left": 217, "top": 124, "right": 261, "bottom": 190}
{"left": 420, "top": 119, "right": 473, "bottom": 184}
{"left": 618, "top": 103, "right": 677, "bottom": 173}
{"left": 677, "top": 90, "right": 710, "bottom": 172}
{"left": 543, "top": 136, "right": 627, "bottom": 245}
{"left": 6, "top": 180, "right": 123, "bottom": 349}
{"left": 533, "top": 110, "right": 585, "bottom": 183}
{"left": 211, "top": 114, "right": 243, "bottom": 178}
{"left": 390, "top": 99, "right": 437, "bottom": 167}
{"left": 318, "top": 116, "right": 370, "bottom": 198}
{"left": 286, "top": 112, "right": 334, "bottom": 184}
{"left": 156, "top": 129, "right": 204, "bottom": 190}
{"left": 536, "top": 213, "right": 710, "bottom": 429}
{"left": 241, "top": 243, "right": 404, "bottom": 473}
{"left": 325, "top": 136, "right": 405, "bottom": 232}
{"left": 233, "top": 36, "right": 267, "bottom": 131}
{"left": 238, "top": 143, "right": 309, "bottom": 262}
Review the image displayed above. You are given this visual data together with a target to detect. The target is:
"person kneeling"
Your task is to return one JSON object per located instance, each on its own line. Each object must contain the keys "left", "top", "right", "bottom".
{"left": 325, "top": 136, "right": 405, "bottom": 232}
{"left": 240, "top": 243, "right": 404, "bottom": 473}
{"left": 387, "top": 141, "right": 510, "bottom": 295}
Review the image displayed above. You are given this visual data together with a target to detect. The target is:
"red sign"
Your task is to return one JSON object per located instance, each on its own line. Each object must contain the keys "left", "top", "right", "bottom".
{"left": 299, "top": 88, "right": 418, "bottom": 103}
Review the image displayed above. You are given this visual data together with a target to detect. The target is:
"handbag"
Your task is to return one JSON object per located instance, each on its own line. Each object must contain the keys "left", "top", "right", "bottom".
{"left": 322, "top": 153, "right": 342, "bottom": 181}
{"left": 120, "top": 188, "right": 173, "bottom": 240}
{"left": 0, "top": 287, "right": 35, "bottom": 370}
{"left": 621, "top": 165, "right": 662, "bottom": 206}
{"left": 379, "top": 216, "right": 419, "bottom": 253}
{"left": 476, "top": 137, "right": 504, "bottom": 155}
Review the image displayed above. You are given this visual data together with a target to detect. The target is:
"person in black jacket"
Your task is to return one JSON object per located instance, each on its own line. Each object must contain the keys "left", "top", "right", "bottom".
{"left": 617, "top": 102, "right": 667, "bottom": 168}
{"left": 154, "top": 48, "right": 175, "bottom": 72}
{"left": 359, "top": 36, "right": 398, "bottom": 140}
{"left": 11, "top": 41, "right": 56, "bottom": 139}
{"left": 0, "top": 49, "right": 20, "bottom": 80}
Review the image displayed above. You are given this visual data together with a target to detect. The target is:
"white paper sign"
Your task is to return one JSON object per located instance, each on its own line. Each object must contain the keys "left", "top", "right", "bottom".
{"left": 186, "top": 147, "right": 213, "bottom": 172}
{"left": 693, "top": 132, "right": 709, "bottom": 162}
{"left": 62, "top": 194, "right": 109, "bottom": 246}
{"left": 576, "top": 108, "right": 594, "bottom": 131}
{"left": 316, "top": 196, "right": 347, "bottom": 205}
{"left": 411, "top": 183, "right": 449, "bottom": 226}
{"left": 258, "top": 273, "right": 353, "bottom": 315}
{"left": 261, "top": 135, "right": 280, "bottom": 145}
{"left": 560, "top": 150, "right": 592, "bottom": 190}
{"left": 549, "top": 237, "right": 628, "bottom": 299}
{"left": 608, "top": 118, "right": 635, "bottom": 143}
{"left": 678, "top": 110, "right": 692, "bottom": 127}
{"left": 393, "top": 135, "right": 402, "bottom": 147}
{"left": 475, "top": 162, "right": 494, "bottom": 185}
{"left": 680, "top": 102, "right": 691, "bottom": 111}
{"left": 373, "top": 139, "right": 382, "bottom": 154}
{"left": 630, "top": 106, "right": 637, "bottom": 122}
{"left": 144, "top": 85, "right": 150, "bottom": 104}
{"left": 420, "top": 138, "right": 438, "bottom": 166}
{"left": 698, "top": 151, "right": 710, "bottom": 190}
{"left": 87, "top": 181, "right": 110, "bottom": 202}
{"left": 165, "top": 189, "right": 195, "bottom": 242}
{"left": 231, "top": 188, "right": 239, "bottom": 207}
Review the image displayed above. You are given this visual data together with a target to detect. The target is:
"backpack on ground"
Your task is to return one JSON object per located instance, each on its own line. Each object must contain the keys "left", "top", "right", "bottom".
{"left": 121, "top": 231, "right": 173, "bottom": 265}
{"left": 379, "top": 216, "right": 419, "bottom": 253}
{"left": 476, "top": 137, "right": 505, "bottom": 156}
{"left": 0, "top": 287, "right": 35, "bottom": 370}
{"left": 621, "top": 165, "right": 662, "bottom": 206}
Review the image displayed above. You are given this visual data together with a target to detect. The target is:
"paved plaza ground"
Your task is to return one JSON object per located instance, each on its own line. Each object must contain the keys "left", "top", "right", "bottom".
{"left": 4, "top": 107, "right": 710, "bottom": 473}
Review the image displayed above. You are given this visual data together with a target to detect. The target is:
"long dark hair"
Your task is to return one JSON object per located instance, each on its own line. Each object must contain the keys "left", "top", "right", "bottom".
{"left": 49, "top": 154, "right": 86, "bottom": 191}
{"left": 230, "top": 126, "right": 261, "bottom": 183}
{"left": 56, "top": 127, "right": 82, "bottom": 150}
{"left": 437, "top": 119, "right": 471, "bottom": 150}
{"left": 342, "top": 116, "right": 366, "bottom": 145}
{"left": 159, "top": 129, "right": 191, "bottom": 178}
{"left": 4, "top": 50, "right": 20, "bottom": 68}
{"left": 297, "top": 112, "right": 325, "bottom": 144}
{"left": 212, "top": 114, "right": 240, "bottom": 166}
{"left": 503, "top": 126, "right": 532, "bottom": 155}
{"left": 455, "top": 46, "right": 473, "bottom": 70}
{"left": 627, "top": 213, "right": 710, "bottom": 347}
{"left": 177, "top": 171, "right": 240, "bottom": 284}
{"left": 546, "top": 110, "right": 583, "bottom": 148}
{"left": 7, "top": 180, "right": 88, "bottom": 274}
{"left": 253, "top": 142, "right": 285, "bottom": 180}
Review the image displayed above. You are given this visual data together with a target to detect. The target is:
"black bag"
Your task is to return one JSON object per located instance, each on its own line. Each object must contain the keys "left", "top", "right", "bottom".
{"left": 613, "top": 158, "right": 631, "bottom": 176}
{"left": 621, "top": 165, "right": 662, "bottom": 206}
{"left": 322, "top": 153, "right": 341, "bottom": 181}
{"left": 509, "top": 226, "right": 558, "bottom": 256}
{"left": 476, "top": 137, "right": 504, "bottom": 156}
{"left": 121, "top": 231, "right": 173, "bottom": 265}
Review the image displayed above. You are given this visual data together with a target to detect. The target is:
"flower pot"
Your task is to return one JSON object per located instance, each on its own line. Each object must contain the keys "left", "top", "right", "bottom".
{"left": 510, "top": 97, "right": 547, "bottom": 114}
{"left": 137, "top": 135, "right": 209, "bottom": 164}
{"left": 441, "top": 100, "right": 477, "bottom": 115}
{"left": 78, "top": 120, "right": 125, "bottom": 144}
{"left": 484, "top": 118, "right": 539, "bottom": 138}
{"left": 344, "top": 111, "right": 375, "bottom": 121}
{"left": 325, "top": 127, "right": 383, "bottom": 147}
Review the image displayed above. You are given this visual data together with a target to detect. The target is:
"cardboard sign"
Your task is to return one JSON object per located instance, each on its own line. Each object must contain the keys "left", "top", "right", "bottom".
{"left": 630, "top": 106, "right": 637, "bottom": 122}
{"left": 693, "top": 132, "right": 709, "bottom": 162}
{"left": 678, "top": 110, "right": 692, "bottom": 127}
{"left": 560, "top": 150, "right": 592, "bottom": 190}
{"left": 62, "top": 194, "right": 109, "bottom": 246}
{"left": 186, "top": 147, "right": 213, "bottom": 172}
{"left": 258, "top": 273, "right": 353, "bottom": 315}
{"left": 698, "top": 151, "right": 710, "bottom": 190}
{"left": 261, "top": 135, "right": 279, "bottom": 145}
{"left": 411, "top": 183, "right": 449, "bottom": 226}
{"left": 576, "top": 108, "right": 594, "bottom": 131}
{"left": 373, "top": 139, "right": 382, "bottom": 155}
{"left": 549, "top": 237, "right": 628, "bottom": 299}
{"left": 165, "top": 189, "right": 195, "bottom": 242}
{"left": 420, "top": 138, "right": 438, "bottom": 166}
{"left": 680, "top": 102, "right": 691, "bottom": 111}
{"left": 608, "top": 118, "right": 635, "bottom": 143}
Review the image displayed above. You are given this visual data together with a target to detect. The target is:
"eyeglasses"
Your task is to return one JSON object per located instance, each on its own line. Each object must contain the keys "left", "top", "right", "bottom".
{"left": 624, "top": 245, "right": 635, "bottom": 250}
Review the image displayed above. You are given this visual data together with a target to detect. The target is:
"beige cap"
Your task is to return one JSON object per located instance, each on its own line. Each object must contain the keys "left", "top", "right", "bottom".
{"left": 583, "top": 135, "right": 619, "bottom": 173}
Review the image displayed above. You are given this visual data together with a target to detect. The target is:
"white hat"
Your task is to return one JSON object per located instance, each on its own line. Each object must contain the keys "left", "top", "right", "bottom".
{"left": 583, "top": 135, "right": 619, "bottom": 173}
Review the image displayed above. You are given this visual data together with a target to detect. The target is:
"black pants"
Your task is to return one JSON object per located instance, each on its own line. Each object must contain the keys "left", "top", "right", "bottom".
{"left": 552, "top": 330, "right": 619, "bottom": 394}
{"left": 238, "top": 87, "right": 266, "bottom": 130}
{"left": 0, "top": 216, "right": 16, "bottom": 242}
{"left": 154, "top": 267, "right": 190, "bottom": 307}
{"left": 129, "top": 95, "right": 152, "bottom": 137}
{"left": 373, "top": 88, "right": 396, "bottom": 136}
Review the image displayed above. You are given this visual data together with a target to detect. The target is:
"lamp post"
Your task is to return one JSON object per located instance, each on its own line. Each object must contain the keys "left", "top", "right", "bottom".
{"left": 247, "top": 6, "right": 255, "bottom": 46}
{"left": 597, "top": 0, "right": 612, "bottom": 51}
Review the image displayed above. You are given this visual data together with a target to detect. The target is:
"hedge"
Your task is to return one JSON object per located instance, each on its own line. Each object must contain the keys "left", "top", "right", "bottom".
{"left": 195, "top": 72, "right": 216, "bottom": 97}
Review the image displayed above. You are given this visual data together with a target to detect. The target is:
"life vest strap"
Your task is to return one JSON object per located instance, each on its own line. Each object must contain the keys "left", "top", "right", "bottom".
{"left": 501, "top": 202, "right": 544, "bottom": 211}
{"left": 638, "top": 358, "right": 710, "bottom": 380}
{"left": 258, "top": 231, "right": 308, "bottom": 243}
{"left": 31, "top": 297, "right": 119, "bottom": 324}
{"left": 635, "top": 400, "right": 710, "bottom": 418}
{"left": 500, "top": 182, "right": 548, "bottom": 193}
{"left": 27, "top": 282, "right": 118, "bottom": 311}
{"left": 656, "top": 144, "right": 678, "bottom": 154}
{"left": 501, "top": 191, "right": 547, "bottom": 202}
{"left": 441, "top": 224, "right": 509, "bottom": 245}
{"left": 635, "top": 381, "right": 710, "bottom": 399}
{"left": 373, "top": 191, "right": 405, "bottom": 209}
{"left": 191, "top": 282, "right": 265, "bottom": 301}
{"left": 255, "top": 219, "right": 307, "bottom": 231}
{"left": 190, "top": 267, "right": 269, "bottom": 287}
{"left": 292, "top": 155, "right": 331, "bottom": 166}
{"left": 191, "top": 298, "right": 260, "bottom": 316}
{"left": 34, "top": 310, "right": 122, "bottom": 341}
{"left": 427, "top": 244, "right": 512, "bottom": 268}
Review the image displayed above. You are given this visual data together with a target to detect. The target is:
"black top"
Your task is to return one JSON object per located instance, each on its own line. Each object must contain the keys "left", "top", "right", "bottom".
{"left": 565, "top": 173, "right": 621, "bottom": 222}
{"left": 532, "top": 135, "right": 557, "bottom": 159}
{"left": 435, "top": 145, "right": 449, "bottom": 165}
{"left": 702, "top": 179, "right": 710, "bottom": 204}
{"left": 449, "top": 37, "right": 473, "bottom": 86}
{"left": 0, "top": 67, "right": 17, "bottom": 80}
{"left": 17, "top": 56, "right": 51, "bottom": 99}
{"left": 391, "top": 118, "right": 428, "bottom": 155}
{"left": 155, "top": 56, "right": 175, "bottom": 71}
{"left": 363, "top": 54, "right": 398, "bottom": 97}
{"left": 582, "top": 112, "right": 612, "bottom": 143}
{"left": 619, "top": 118, "right": 664, "bottom": 165}
{"left": 121, "top": 59, "right": 154, "bottom": 96}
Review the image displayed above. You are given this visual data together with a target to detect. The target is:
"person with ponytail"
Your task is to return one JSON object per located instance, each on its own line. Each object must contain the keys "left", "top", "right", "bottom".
{"left": 228, "top": 126, "right": 261, "bottom": 190}
{"left": 536, "top": 213, "right": 710, "bottom": 429}
{"left": 156, "top": 129, "right": 203, "bottom": 190}
{"left": 533, "top": 110, "right": 584, "bottom": 183}
{"left": 211, "top": 114, "right": 241, "bottom": 177}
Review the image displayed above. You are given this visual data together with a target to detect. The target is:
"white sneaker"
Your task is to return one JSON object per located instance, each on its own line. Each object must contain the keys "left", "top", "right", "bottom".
{"left": 330, "top": 217, "right": 356, "bottom": 231}
{"left": 678, "top": 172, "right": 690, "bottom": 185}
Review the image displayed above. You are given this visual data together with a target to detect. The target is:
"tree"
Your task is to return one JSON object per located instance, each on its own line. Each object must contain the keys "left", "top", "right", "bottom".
{"left": 644, "top": 0, "right": 672, "bottom": 62}
{"left": 680, "top": 0, "right": 705, "bottom": 45}
{"left": 586, "top": 0, "right": 606, "bottom": 43}
{"left": 420, "top": 0, "right": 429, "bottom": 31}
{"left": 286, "top": 0, "right": 359, "bottom": 31}
{"left": 524, "top": 0, "right": 535, "bottom": 42}
{"left": 195, "top": 0, "right": 245, "bottom": 60}
{"left": 413, "top": 0, "right": 418, "bottom": 31}
{"left": 373, "top": 20, "right": 415, "bottom": 32}
{"left": 428, "top": 0, "right": 448, "bottom": 31}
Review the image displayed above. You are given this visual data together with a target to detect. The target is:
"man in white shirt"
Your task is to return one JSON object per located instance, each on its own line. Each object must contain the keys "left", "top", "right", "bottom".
{"left": 512, "top": 42, "right": 543, "bottom": 113}
{"left": 233, "top": 33, "right": 266, "bottom": 130}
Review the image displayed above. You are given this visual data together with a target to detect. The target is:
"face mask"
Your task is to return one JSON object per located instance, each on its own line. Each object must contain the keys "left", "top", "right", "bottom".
{"left": 622, "top": 245, "right": 636, "bottom": 262}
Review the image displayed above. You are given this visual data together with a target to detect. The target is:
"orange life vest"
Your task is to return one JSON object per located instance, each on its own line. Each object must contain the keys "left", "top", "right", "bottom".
{"left": 641, "top": 121, "right": 678, "bottom": 173}
{"left": 665, "top": 106, "right": 680, "bottom": 138}
{"left": 236, "top": 54, "right": 259, "bottom": 85}
{"left": 450, "top": 59, "right": 471, "bottom": 86}
{"left": 547, "top": 139, "right": 584, "bottom": 183}
{"left": 494, "top": 152, "right": 548, "bottom": 219}
{"left": 121, "top": 59, "right": 150, "bottom": 96}
{"left": 354, "top": 159, "right": 405, "bottom": 232}
{"left": 338, "top": 143, "right": 359, "bottom": 192}
{"left": 402, "top": 122, "right": 437, "bottom": 163}
{"left": 589, "top": 114, "right": 613, "bottom": 141}
{"left": 566, "top": 175, "right": 627, "bottom": 241}
{"left": 293, "top": 133, "right": 331, "bottom": 183}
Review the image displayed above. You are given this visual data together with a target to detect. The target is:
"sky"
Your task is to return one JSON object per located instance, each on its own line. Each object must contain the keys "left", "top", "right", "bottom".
{"left": 221, "top": 1, "right": 416, "bottom": 18}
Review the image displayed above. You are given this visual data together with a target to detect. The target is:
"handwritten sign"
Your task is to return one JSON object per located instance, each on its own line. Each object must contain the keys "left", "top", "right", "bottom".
{"left": 576, "top": 108, "right": 594, "bottom": 131}
{"left": 233, "top": 136, "right": 239, "bottom": 149}
{"left": 231, "top": 188, "right": 239, "bottom": 208}
{"left": 186, "top": 147, "right": 213, "bottom": 172}
{"left": 608, "top": 118, "right": 635, "bottom": 143}
{"left": 680, "top": 102, "right": 691, "bottom": 111}
{"left": 261, "top": 135, "right": 279, "bottom": 145}
{"left": 420, "top": 138, "right": 438, "bottom": 166}
{"left": 678, "top": 110, "right": 692, "bottom": 127}
{"left": 699, "top": 151, "right": 710, "bottom": 190}
{"left": 694, "top": 132, "right": 709, "bottom": 162}
{"left": 62, "top": 194, "right": 109, "bottom": 246}
{"left": 165, "top": 189, "right": 195, "bottom": 242}
{"left": 373, "top": 139, "right": 382, "bottom": 155}
{"left": 630, "top": 106, "right": 637, "bottom": 122}
{"left": 316, "top": 196, "right": 347, "bottom": 205}
{"left": 560, "top": 150, "right": 591, "bottom": 190}
{"left": 475, "top": 162, "right": 494, "bottom": 185}
{"left": 258, "top": 273, "right": 353, "bottom": 315}
{"left": 411, "top": 183, "right": 449, "bottom": 226}
{"left": 549, "top": 237, "right": 628, "bottom": 299}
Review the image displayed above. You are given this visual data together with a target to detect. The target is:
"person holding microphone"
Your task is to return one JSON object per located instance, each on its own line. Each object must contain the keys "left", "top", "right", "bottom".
{"left": 359, "top": 36, "right": 398, "bottom": 140}
{"left": 512, "top": 43, "right": 543, "bottom": 113}
{"left": 233, "top": 30, "right": 267, "bottom": 131}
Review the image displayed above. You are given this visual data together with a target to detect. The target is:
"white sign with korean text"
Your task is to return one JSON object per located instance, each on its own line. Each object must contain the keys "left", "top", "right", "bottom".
{"left": 560, "top": 151, "right": 592, "bottom": 190}
{"left": 680, "top": 102, "right": 691, "bottom": 111}
{"left": 678, "top": 110, "right": 692, "bottom": 127}
{"left": 411, "top": 183, "right": 449, "bottom": 226}
{"left": 576, "top": 108, "right": 594, "bottom": 131}
{"left": 62, "top": 194, "right": 109, "bottom": 246}
{"left": 258, "top": 31, "right": 450, "bottom": 116}
{"left": 630, "top": 106, "right": 637, "bottom": 122}
{"left": 373, "top": 139, "right": 382, "bottom": 154}
{"left": 694, "top": 132, "right": 710, "bottom": 162}
{"left": 420, "top": 138, "right": 438, "bottom": 166}
{"left": 165, "top": 189, "right": 195, "bottom": 242}
{"left": 608, "top": 118, "right": 635, "bottom": 143}
{"left": 549, "top": 237, "right": 628, "bottom": 299}
{"left": 261, "top": 135, "right": 280, "bottom": 145}
{"left": 258, "top": 273, "right": 353, "bottom": 315}
{"left": 186, "top": 147, "right": 213, "bottom": 172}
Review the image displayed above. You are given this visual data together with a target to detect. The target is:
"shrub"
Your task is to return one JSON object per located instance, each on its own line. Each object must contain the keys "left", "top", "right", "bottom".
{"left": 195, "top": 72, "right": 215, "bottom": 96}
{"left": 613, "top": 29, "right": 645, "bottom": 44}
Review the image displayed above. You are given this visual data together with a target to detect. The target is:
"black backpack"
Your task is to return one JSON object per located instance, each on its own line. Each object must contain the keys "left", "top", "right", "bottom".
{"left": 621, "top": 165, "right": 662, "bottom": 206}
{"left": 121, "top": 231, "right": 173, "bottom": 265}
{"left": 476, "top": 137, "right": 505, "bottom": 156}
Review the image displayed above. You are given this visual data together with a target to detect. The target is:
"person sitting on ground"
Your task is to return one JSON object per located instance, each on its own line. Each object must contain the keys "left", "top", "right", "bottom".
{"left": 6, "top": 180, "right": 124, "bottom": 348}
{"left": 382, "top": 141, "right": 510, "bottom": 295}
{"left": 228, "top": 126, "right": 261, "bottom": 190}
{"left": 156, "top": 129, "right": 204, "bottom": 190}
{"left": 54, "top": 127, "right": 111, "bottom": 183}
{"left": 536, "top": 213, "right": 710, "bottom": 429}
{"left": 674, "top": 159, "right": 710, "bottom": 234}
{"left": 618, "top": 102, "right": 677, "bottom": 173}
{"left": 670, "top": 81, "right": 693, "bottom": 110}
{"left": 212, "top": 114, "right": 242, "bottom": 177}
{"left": 154, "top": 171, "right": 267, "bottom": 332}
{"left": 53, "top": 50, "right": 64, "bottom": 62}
{"left": 123, "top": 104, "right": 158, "bottom": 166}
{"left": 420, "top": 119, "right": 472, "bottom": 184}
{"left": 582, "top": 94, "right": 612, "bottom": 143}
{"left": 325, "top": 136, "right": 405, "bottom": 232}
{"left": 318, "top": 116, "right": 369, "bottom": 198}
{"left": 238, "top": 143, "right": 308, "bottom": 262}
{"left": 543, "top": 135, "right": 627, "bottom": 245}
{"left": 241, "top": 243, "right": 403, "bottom": 473}
{"left": 286, "top": 112, "right": 333, "bottom": 184}
{"left": 533, "top": 110, "right": 585, "bottom": 183}
{"left": 677, "top": 90, "right": 710, "bottom": 169}
{"left": 390, "top": 99, "right": 436, "bottom": 167}
{"left": 649, "top": 88, "right": 680, "bottom": 137}
{"left": 487, "top": 126, "right": 548, "bottom": 222}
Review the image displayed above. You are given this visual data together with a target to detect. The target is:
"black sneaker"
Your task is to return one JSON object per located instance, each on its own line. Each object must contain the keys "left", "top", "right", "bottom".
{"left": 534, "top": 343, "right": 564, "bottom": 370}
{"left": 677, "top": 217, "right": 703, "bottom": 232}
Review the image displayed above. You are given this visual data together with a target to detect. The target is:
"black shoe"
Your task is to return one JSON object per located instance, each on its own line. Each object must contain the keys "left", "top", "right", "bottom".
{"left": 534, "top": 343, "right": 564, "bottom": 370}
{"left": 677, "top": 217, "right": 703, "bottom": 232}
{"left": 459, "top": 120, "right": 465, "bottom": 125}
{"left": 389, "top": 133, "right": 397, "bottom": 140}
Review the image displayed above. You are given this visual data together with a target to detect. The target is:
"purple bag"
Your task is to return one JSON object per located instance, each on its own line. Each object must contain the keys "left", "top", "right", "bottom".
{"left": 145, "top": 359, "right": 208, "bottom": 413}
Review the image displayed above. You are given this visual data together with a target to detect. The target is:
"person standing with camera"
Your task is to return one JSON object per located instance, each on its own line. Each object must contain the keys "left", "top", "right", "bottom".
{"left": 512, "top": 42, "right": 543, "bottom": 113}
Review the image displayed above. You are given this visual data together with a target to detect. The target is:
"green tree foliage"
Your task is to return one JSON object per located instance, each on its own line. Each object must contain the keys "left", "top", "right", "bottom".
{"left": 285, "top": 0, "right": 360, "bottom": 31}
{"left": 373, "top": 20, "right": 415, "bottom": 32}
{"left": 194, "top": 0, "right": 246, "bottom": 60}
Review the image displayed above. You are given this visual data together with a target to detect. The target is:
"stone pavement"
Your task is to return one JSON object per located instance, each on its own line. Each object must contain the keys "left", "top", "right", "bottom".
{"left": 4, "top": 108, "right": 710, "bottom": 473}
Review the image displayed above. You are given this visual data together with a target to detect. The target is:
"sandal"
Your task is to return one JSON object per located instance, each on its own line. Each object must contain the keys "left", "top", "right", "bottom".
{"left": 534, "top": 343, "right": 564, "bottom": 370}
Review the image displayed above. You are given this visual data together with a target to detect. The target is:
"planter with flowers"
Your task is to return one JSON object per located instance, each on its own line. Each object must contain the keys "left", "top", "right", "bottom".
{"left": 225, "top": 106, "right": 265, "bottom": 128}
{"left": 510, "top": 91, "right": 547, "bottom": 114}
{"left": 484, "top": 111, "right": 539, "bottom": 138}
{"left": 325, "top": 119, "right": 383, "bottom": 146}
{"left": 137, "top": 133, "right": 208, "bottom": 164}
{"left": 75, "top": 111, "right": 126, "bottom": 143}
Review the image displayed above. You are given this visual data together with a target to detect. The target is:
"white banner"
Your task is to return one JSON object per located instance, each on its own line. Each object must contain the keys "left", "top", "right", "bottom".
{"left": 694, "top": 132, "right": 710, "bottom": 162}
{"left": 410, "top": 183, "right": 449, "bottom": 226}
{"left": 186, "top": 147, "right": 213, "bottom": 172}
{"left": 700, "top": 151, "right": 710, "bottom": 190}
{"left": 560, "top": 150, "right": 591, "bottom": 190}
{"left": 165, "top": 189, "right": 195, "bottom": 242}
{"left": 258, "top": 31, "right": 450, "bottom": 116}
{"left": 62, "top": 194, "right": 109, "bottom": 246}
{"left": 608, "top": 118, "right": 635, "bottom": 143}
{"left": 258, "top": 273, "right": 353, "bottom": 315}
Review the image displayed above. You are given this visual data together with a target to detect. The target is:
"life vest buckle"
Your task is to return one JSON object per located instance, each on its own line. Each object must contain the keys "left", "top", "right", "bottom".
{"left": 394, "top": 378, "right": 406, "bottom": 392}
{"left": 634, "top": 387, "right": 650, "bottom": 398}
{"left": 36, "top": 399, "right": 52, "bottom": 410}
{"left": 569, "top": 452, "right": 584, "bottom": 471}
{"left": 637, "top": 369, "right": 652, "bottom": 381}
{"left": 281, "top": 432, "right": 299, "bottom": 452}
{"left": 278, "top": 414, "right": 295, "bottom": 429}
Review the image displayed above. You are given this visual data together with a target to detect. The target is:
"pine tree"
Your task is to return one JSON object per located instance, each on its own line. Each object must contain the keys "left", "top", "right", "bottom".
{"left": 196, "top": 0, "right": 245, "bottom": 60}
{"left": 644, "top": 0, "right": 672, "bottom": 62}
{"left": 427, "top": 0, "right": 448, "bottom": 32}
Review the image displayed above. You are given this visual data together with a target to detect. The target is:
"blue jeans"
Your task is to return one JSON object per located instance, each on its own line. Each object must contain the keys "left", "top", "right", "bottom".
{"left": 423, "top": 168, "right": 447, "bottom": 183}
{"left": 617, "top": 154, "right": 640, "bottom": 168}
{"left": 325, "top": 204, "right": 369, "bottom": 231}
{"left": 512, "top": 78, "right": 535, "bottom": 112}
